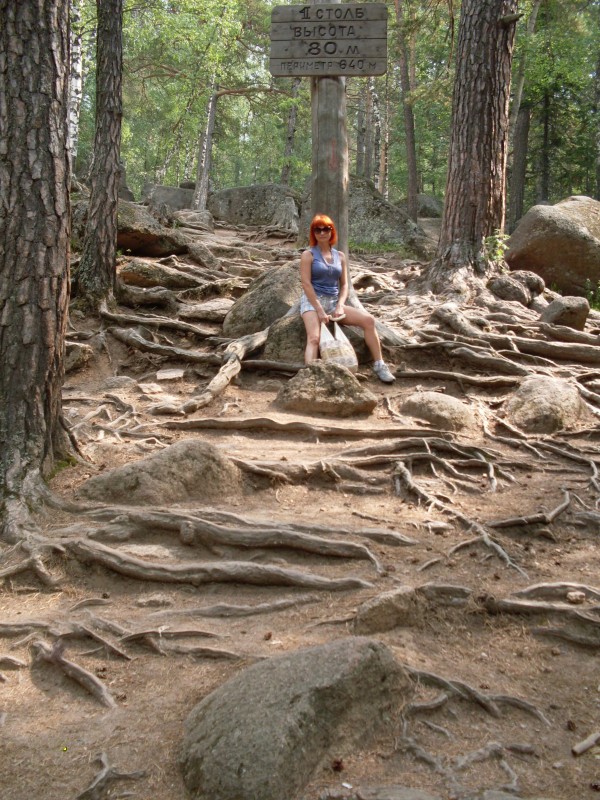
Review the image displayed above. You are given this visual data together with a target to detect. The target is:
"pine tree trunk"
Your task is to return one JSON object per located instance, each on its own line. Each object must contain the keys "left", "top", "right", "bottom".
{"left": 363, "top": 79, "right": 374, "bottom": 182}
{"left": 355, "top": 83, "right": 366, "bottom": 177}
{"left": 537, "top": 90, "right": 551, "bottom": 202}
{"left": 281, "top": 77, "right": 301, "bottom": 186}
{"left": 77, "top": 0, "right": 123, "bottom": 306}
{"left": 395, "top": 0, "right": 419, "bottom": 222}
{"left": 507, "top": 103, "right": 530, "bottom": 232}
{"left": 432, "top": 0, "right": 518, "bottom": 288}
{"left": 0, "top": 0, "right": 71, "bottom": 522}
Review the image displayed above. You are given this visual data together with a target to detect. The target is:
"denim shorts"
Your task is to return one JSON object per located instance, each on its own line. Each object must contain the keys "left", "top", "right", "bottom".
{"left": 300, "top": 291, "right": 339, "bottom": 315}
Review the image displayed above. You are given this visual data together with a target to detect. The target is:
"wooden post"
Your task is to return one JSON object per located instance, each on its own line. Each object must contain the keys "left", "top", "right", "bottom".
{"left": 269, "top": 2, "right": 387, "bottom": 258}
{"left": 311, "top": 0, "right": 349, "bottom": 259}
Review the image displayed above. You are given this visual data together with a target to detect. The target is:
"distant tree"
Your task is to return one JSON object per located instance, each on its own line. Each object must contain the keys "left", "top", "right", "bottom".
{"left": 431, "top": 0, "right": 519, "bottom": 291}
{"left": 77, "top": 0, "right": 123, "bottom": 307}
{"left": 0, "top": 0, "right": 71, "bottom": 541}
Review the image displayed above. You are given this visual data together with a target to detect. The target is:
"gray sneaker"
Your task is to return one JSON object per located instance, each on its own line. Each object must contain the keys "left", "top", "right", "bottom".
{"left": 372, "top": 362, "right": 396, "bottom": 383}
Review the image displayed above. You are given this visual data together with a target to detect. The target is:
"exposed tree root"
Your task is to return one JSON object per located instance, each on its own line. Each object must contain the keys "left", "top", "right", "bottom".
{"left": 147, "top": 594, "right": 320, "bottom": 619}
{"left": 159, "top": 415, "right": 445, "bottom": 439}
{"left": 31, "top": 639, "right": 117, "bottom": 708}
{"left": 66, "top": 537, "right": 373, "bottom": 590}
{"left": 99, "top": 301, "right": 214, "bottom": 338}
{"left": 75, "top": 752, "right": 146, "bottom": 800}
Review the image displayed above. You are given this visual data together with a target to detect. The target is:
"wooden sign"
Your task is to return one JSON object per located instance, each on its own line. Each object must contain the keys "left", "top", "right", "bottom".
{"left": 269, "top": 3, "right": 387, "bottom": 78}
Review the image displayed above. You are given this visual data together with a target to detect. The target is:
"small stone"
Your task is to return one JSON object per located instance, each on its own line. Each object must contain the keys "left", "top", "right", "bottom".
{"left": 136, "top": 593, "right": 173, "bottom": 608}
{"left": 156, "top": 368, "right": 185, "bottom": 381}
{"left": 138, "top": 382, "right": 162, "bottom": 394}
{"left": 566, "top": 590, "right": 586, "bottom": 604}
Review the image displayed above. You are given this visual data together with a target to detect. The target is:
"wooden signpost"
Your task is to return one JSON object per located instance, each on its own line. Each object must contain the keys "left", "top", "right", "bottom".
{"left": 269, "top": 3, "right": 387, "bottom": 254}
{"left": 270, "top": 3, "right": 387, "bottom": 78}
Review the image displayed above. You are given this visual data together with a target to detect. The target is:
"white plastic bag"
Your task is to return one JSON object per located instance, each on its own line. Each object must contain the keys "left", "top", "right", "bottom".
{"left": 319, "top": 322, "right": 358, "bottom": 371}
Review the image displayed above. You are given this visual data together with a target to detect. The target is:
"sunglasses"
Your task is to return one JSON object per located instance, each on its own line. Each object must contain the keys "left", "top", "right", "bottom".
{"left": 314, "top": 226, "right": 332, "bottom": 233}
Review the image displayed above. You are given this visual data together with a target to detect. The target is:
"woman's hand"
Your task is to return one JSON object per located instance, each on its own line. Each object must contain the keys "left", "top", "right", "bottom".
{"left": 316, "top": 306, "right": 330, "bottom": 324}
{"left": 332, "top": 302, "right": 345, "bottom": 320}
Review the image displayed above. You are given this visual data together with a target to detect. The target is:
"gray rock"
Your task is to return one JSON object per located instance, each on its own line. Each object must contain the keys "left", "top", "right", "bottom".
{"left": 180, "top": 638, "right": 412, "bottom": 800}
{"left": 539, "top": 296, "right": 590, "bottom": 330}
{"left": 353, "top": 586, "right": 422, "bottom": 634}
{"left": 173, "top": 208, "right": 214, "bottom": 232}
{"left": 65, "top": 341, "right": 94, "bottom": 373}
{"left": 263, "top": 314, "right": 370, "bottom": 366}
{"left": 208, "top": 183, "right": 301, "bottom": 232}
{"left": 510, "top": 269, "right": 545, "bottom": 296}
{"left": 487, "top": 275, "right": 531, "bottom": 306}
{"left": 102, "top": 375, "right": 138, "bottom": 390}
{"left": 277, "top": 362, "right": 378, "bottom": 417}
{"left": 186, "top": 240, "right": 222, "bottom": 270}
{"left": 506, "top": 195, "right": 600, "bottom": 294}
{"left": 320, "top": 788, "right": 442, "bottom": 800}
{"left": 398, "top": 193, "right": 444, "bottom": 219}
{"left": 263, "top": 313, "right": 308, "bottom": 364}
{"left": 76, "top": 439, "right": 244, "bottom": 504}
{"left": 300, "top": 177, "right": 434, "bottom": 259}
{"left": 401, "top": 391, "right": 478, "bottom": 432}
{"left": 142, "top": 183, "right": 195, "bottom": 211}
{"left": 504, "top": 376, "right": 585, "bottom": 433}
{"left": 223, "top": 262, "right": 302, "bottom": 338}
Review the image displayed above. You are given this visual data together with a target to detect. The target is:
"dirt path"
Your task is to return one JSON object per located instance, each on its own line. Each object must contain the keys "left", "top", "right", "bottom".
{"left": 1, "top": 225, "right": 599, "bottom": 800}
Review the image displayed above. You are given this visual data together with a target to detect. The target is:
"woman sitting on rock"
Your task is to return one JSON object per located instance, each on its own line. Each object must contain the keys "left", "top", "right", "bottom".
{"left": 299, "top": 213, "right": 395, "bottom": 383}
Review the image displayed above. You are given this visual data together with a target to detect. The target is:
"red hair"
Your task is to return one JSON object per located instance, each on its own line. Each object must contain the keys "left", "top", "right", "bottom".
{"left": 309, "top": 214, "right": 338, "bottom": 247}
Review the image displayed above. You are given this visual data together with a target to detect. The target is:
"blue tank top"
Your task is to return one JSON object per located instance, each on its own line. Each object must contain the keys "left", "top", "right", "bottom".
{"left": 310, "top": 246, "right": 342, "bottom": 296}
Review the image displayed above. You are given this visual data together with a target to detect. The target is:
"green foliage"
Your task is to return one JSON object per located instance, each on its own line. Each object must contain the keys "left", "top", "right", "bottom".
{"left": 349, "top": 241, "right": 414, "bottom": 258}
{"left": 584, "top": 279, "right": 600, "bottom": 311}
{"left": 484, "top": 230, "right": 510, "bottom": 266}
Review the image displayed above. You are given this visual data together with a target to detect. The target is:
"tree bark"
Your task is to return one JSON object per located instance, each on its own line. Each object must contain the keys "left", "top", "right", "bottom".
{"left": 280, "top": 77, "right": 301, "bottom": 186}
{"left": 311, "top": 75, "right": 349, "bottom": 256}
{"left": 77, "top": 0, "right": 124, "bottom": 307}
{"left": 0, "top": 0, "right": 71, "bottom": 526}
{"left": 394, "top": 0, "right": 419, "bottom": 222}
{"left": 68, "top": 0, "right": 85, "bottom": 167}
{"left": 192, "top": 86, "right": 219, "bottom": 211}
{"left": 355, "top": 83, "right": 366, "bottom": 178}
{"left": 507, "top": 103, "right": 530, "bottom": 231}
{"left": 537, "top": 89, "right": 551, "bottom": 203}
{"left": 431, "top": 0, "right": 518, "bottom": 289}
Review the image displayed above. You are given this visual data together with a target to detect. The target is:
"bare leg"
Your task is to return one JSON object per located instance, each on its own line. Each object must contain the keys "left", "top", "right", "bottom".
{"left": 301, "top": 310, "right": 321, "bottom": 363}
{"left": 340, "top": 306, "right": 383, "bottom": 362}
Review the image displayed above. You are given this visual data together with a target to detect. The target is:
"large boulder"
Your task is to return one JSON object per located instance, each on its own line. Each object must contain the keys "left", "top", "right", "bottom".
{"left": 401, "top": 391, "right": 478, "bottom": 432}
{"left": 76, "top": 439, "right": 244, "bottom": 505}
{"left": 180, "top": 638, "right": 412, "bottom": 800}
{"left": 506, "top": 196, "right": 600, "bottom": 294}
{"left": 72, "top": 198, "right": 191, "bottom": 257}
{"left": 277, "top": 362, "right": 378, "bottom": 417}
{"left": 222, "top": 262, "right": 302, "bottom": 338}
{"left": 208, "top": 183, "right": 301, "bottom": 232}
{"left": 539, "top": 296, "right": 590, "bottom": 330}
{"left": 263, "top": 314, "right": 370, "bottom": 365}
{"left": 503, "top": 376, "right": 586, "bottom": 433}
{"left": 398, "top": 193, "right": 444, "bottom": 218}
{"left": 300, "top": 177, "right": 434, "bottom": 259}
{"left": 141, "top": 183, "right": 195, "bottom": 212}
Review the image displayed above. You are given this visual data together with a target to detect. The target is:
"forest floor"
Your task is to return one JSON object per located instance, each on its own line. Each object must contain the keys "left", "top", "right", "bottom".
{"left": 1, "top": 221, "right": 599, "bottom": 800}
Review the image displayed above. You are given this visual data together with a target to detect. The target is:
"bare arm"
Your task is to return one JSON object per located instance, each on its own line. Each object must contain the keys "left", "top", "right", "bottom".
{"left": 300, "top": 250, "right": 329, "bottom": 323}
{"left": 336, "top": 251, "right": 349, "bottom": 311}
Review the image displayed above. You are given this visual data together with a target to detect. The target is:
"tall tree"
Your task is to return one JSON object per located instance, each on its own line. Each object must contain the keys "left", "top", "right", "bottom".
{"left": 431, "top": 0, "right": 519, "bottom": 290}
{"left": 394, "top": 0, "right": 419, "bottom": 221}
{"left": 0, "top": 0, "right": 71, "bottom": 541}
{"left": 77, "top": 0, "right": 123, "bottom": 307}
